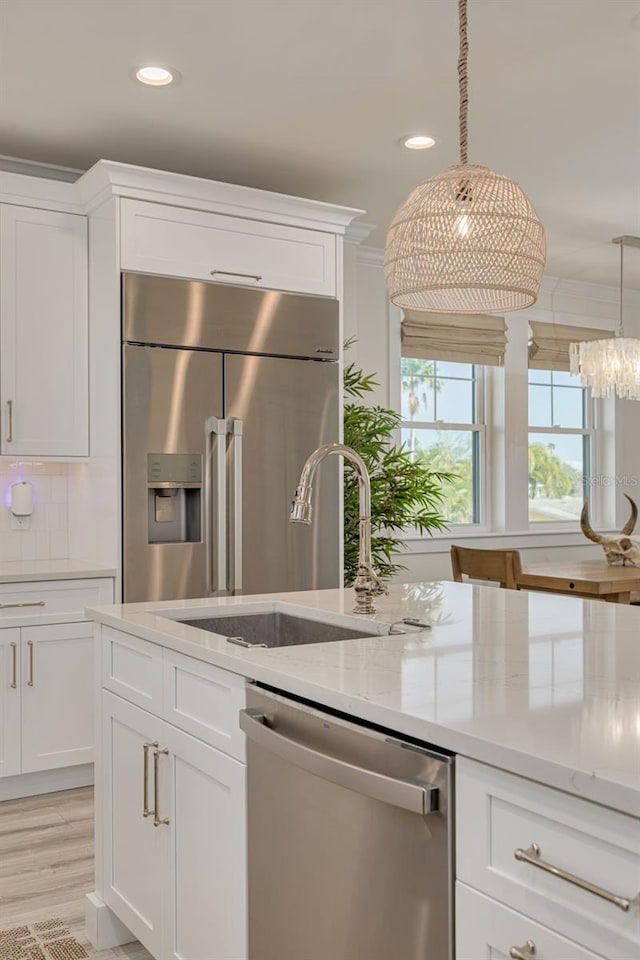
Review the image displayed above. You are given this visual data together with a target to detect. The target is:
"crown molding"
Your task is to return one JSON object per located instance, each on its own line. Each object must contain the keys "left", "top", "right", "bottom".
{"left": 540, "top": 275, "right": 640, "bottom": 308}
{"left": 356, "top": 244, "right": 385, "bottom": 267}
{"left": 75, "top": 160, "right": 365, "bottom": 232}
{"left": 344, "top": 220, "right": 375, "bottom": 245}
{"left": 0, "top": 154, "right": 82, "bottom": 182}
{"left": 0, "top": 171, "right": 82, "bottom": 213}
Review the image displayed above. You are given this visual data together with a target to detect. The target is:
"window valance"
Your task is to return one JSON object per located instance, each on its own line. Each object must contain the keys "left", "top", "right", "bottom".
{"left": 401, "top": 311, "right": 507, "bottom": 367}
{"left": 528, "top": 321, "right": 612, "bottom": 371}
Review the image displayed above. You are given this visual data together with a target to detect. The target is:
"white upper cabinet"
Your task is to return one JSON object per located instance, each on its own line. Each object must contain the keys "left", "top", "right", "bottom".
{"left": 120, "top": 198, "right": 337, "bottom": 297}
{"left": 0, "top": 204, "right": 88, "bottom": 457}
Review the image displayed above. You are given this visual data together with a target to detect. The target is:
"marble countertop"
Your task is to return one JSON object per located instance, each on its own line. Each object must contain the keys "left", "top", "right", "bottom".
{"left": 88, "top": 581, "right": 640, "bottom": 818}
{"left": 0, "top": 559, "right": 117, "bottom": 583}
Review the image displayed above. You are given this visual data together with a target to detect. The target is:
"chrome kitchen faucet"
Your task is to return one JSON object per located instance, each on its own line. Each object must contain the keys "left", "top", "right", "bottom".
{"left": 289, "top": 442, "right": 388, "bottom": 614}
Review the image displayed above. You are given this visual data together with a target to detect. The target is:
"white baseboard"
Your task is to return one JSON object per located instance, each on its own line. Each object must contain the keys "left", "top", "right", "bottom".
{"left": 85, "top": 892, "right": 136, "bottom": 950}
{"left": 0, "top": 763, "right": 94, "bottom": 801}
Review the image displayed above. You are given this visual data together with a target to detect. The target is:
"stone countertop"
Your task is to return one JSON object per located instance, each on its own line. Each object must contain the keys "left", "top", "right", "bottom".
{"left": 87, "top": 581, "right": 640, "bottom": 819}
{"left": 0, "top": 559, "right": 117, "bottom": 583}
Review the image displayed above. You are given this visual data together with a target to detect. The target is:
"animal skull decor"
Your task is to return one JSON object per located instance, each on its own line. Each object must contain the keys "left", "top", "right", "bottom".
{"left": 580, "top": 494, "right": 640, "bottom": 566}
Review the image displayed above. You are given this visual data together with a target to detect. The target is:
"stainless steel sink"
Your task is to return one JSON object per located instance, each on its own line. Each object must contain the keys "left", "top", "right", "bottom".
{"left": 178, "top": 611, "right": 380, "bottom": 648}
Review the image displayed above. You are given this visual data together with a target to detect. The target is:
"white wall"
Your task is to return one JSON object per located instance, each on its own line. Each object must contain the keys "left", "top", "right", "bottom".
{"left": 344, "top": 243, "right": 640, "bottom": 582}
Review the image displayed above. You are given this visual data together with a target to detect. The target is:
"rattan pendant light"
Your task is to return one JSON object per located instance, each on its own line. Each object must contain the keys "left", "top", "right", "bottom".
{"left": 385, "top": 0, "right": 546, "bottom": 314}
{"left": 569, "top": 237, "right": 640, "bottom": 400}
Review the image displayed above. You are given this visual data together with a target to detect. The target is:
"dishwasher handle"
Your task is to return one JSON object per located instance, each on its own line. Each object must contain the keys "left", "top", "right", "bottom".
{"left": 240, "top": 708, "right": 438, "bottom": 816}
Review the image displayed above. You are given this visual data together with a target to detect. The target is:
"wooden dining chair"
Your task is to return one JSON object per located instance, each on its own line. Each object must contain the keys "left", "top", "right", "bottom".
{"left": 450, "top": 545, "right": 523, "bottom": 590}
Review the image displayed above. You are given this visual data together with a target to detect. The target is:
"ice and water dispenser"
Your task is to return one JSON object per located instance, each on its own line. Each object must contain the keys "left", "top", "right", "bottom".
{"left": 147, "top": 454, "right": 202, "bottom": 544}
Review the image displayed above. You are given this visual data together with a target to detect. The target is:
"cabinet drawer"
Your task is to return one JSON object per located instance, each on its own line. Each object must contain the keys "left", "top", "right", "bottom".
{"left": 456, "top": 883, "right": 609, "bottom": 960}
{"left": 0, "top": 578, "right": 113, "bottom": 625}
{"left": 101, "top": 627, "right": 163, "bottom": 714}
{"left": 120, "top": 199, "right": 336, "bottom": 297}
{"left": 162, "top": 649, "right": 246, "bottom": 761}
{"left": 457, "top": 758, "right": 640, "bottom": 959}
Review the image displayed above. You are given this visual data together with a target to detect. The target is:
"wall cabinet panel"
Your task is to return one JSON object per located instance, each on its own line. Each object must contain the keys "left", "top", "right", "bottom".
{"left": 0, "top": 204, "right": 88, "bottom": 456}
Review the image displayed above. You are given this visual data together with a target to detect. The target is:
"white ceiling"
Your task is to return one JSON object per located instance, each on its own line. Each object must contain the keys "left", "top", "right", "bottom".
{"left": 1, "top": 0, "right": 639, "bottom": 287}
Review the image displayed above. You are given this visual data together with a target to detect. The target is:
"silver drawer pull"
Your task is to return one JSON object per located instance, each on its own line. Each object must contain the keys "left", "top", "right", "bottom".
{"left": 210, "top": 269, "right": 262, "bottom": 282}
{"left": 27, "top": 639, "right": 34, "bottom": 686}
{"left": 10, "top": 641, "right": 17, "bottom": 688}
{"left": 142, "top": 741, "right": 158, "bottom": 818}
{"left": 510, "top": 941, "right": 536, "bottom": 960}
{"left": 6, "top": 400, "right": 13, "bottom": 443}
{"left": 514, "top": 843, "right": 639, "bottom": 912}
{"left": 153, "top": 747, "right": 170, "bottom": 827}
{"left": 0, "top": 601, "right": 46, "bottom": 610}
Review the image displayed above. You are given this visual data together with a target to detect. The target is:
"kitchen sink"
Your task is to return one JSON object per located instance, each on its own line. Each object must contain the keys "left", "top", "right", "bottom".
{"left": 178, "top": 611, "right": 381, "bottom": 648}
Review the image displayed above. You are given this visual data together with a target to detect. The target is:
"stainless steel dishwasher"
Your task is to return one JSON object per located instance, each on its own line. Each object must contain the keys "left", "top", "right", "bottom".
{"left": 240, "top": 686, "right": 454, "bottom": 960}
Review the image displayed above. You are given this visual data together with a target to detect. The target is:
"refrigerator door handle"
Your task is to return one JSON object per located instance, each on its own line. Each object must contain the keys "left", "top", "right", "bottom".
{"left": 206, "top": 417, "right": 228, "bottom": 595}
{"left": 228, "top": 418, "right": 244, "bottom": 595}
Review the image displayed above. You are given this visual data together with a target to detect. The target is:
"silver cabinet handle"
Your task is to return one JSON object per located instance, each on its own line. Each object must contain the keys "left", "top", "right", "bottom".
{"left": 228, "top": 418, "right": 243, "bottom": 595}
{"left": 239, "top": 709, "right": 439, "bottom": 816}
{"left": 10, "top": 641, "right": 17, "bottom": 688}
{"left": 510, "top": 941, "right": 536, "bottom": 959}
{"left": 26, "top": 639, "right": 34, "bottom": 686}
{"left": 514, "top": 843, "right": 639, "bottom": 912}
{"left": 206, "top": 417, "right": 228, "bottom": 596}
{"left": 210, "top": 269, "right": 262, "bottom": 283}
{"left": 153, "top": 747, "right": 170, "bottom": 827}
{"left": 0, "top": 601, "right": 46, "bottom": 610}
{"left": 6, "top": 400, "right": 13, "bottom": 443}
{"left": 143, "top": 741, "right": 158, "bottom": 818}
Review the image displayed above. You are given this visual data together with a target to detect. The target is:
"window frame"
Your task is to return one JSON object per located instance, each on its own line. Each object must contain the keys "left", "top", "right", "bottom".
{"left": 399, "top": 360, "right": 488, "bottom": 530}
{"left": 527, "top": 369, "right": 595, "bottom": 528}
{"left": 388, "top": 303, "right": 618, "bottom": 546}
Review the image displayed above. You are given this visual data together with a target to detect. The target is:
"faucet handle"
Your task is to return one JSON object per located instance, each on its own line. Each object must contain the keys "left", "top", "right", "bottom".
{"left": 373, "top": 576, "right": 389, "bottom": 597}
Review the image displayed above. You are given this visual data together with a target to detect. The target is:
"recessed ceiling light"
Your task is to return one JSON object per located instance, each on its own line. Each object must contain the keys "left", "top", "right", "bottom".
{"left": 135, "top": 66, "right": 176, "bottom": 86}
{"left": 401, "top": 135, "right": 436, "bottom": 150}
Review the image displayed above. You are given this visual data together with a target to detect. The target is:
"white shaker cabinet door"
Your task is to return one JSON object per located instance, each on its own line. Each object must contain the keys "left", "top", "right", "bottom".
{"left": 456, "top": 883, "right": 612, "bottom": 960}
{"left": 21, "top": 622, "right": 94, "bottom": 773}
{"left": 0, "top": 629, "right": 21, "bottom": 779}
{"left": 0, "top": 204, "right": 88, "bottom": 456}
{"left": 102, "top": 692, "right": 166, "bottom": 960}
{"left": 163, "top": 722, "right": 247, "bottom": 960}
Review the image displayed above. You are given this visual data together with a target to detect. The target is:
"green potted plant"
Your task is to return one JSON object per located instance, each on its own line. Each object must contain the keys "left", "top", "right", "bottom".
{"left": 343, "top": 353, "right": 453, "bottom": 586}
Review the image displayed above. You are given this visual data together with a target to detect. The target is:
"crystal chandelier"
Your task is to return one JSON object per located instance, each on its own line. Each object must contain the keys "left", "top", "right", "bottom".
{"left": 570, "top": 237, "right": 640, "bottom": 400}
{"left": 384, "top": 0, "right": 546, "bottom": 314}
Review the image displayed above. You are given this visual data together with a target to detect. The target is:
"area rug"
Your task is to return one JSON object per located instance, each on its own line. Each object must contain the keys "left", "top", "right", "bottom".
{"left": 0, "top": 918, "right": 90, "bottom": 960}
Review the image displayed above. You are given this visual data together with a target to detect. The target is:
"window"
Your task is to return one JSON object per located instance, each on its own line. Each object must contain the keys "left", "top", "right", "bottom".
{"left": 528, "top": 369, "right": 592, "bottom": 522}
{"left": 400, "top": 358, "right": 483, "bottom": 524}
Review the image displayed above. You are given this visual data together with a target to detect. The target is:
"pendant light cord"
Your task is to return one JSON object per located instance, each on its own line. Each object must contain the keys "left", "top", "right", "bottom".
{"left": 618, "top": 240, "right": 625, "bottom": 337}
{"left": 458, "top": 0, "right": 469, "bottom": 165}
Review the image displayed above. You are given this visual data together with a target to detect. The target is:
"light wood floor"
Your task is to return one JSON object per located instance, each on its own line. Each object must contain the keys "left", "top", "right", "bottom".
{"left": 0, "top": 786, "right": 151, "bottom": 958}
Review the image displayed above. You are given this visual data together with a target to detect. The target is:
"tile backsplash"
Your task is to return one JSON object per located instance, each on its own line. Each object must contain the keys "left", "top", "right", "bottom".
{"left": 0, "top": 461, "right": 69, "bottom": 561}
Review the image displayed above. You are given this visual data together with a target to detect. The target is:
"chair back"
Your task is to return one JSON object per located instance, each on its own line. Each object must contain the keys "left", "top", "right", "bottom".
{"left": 450, "top": 545, "right": 522, "bottom": 590}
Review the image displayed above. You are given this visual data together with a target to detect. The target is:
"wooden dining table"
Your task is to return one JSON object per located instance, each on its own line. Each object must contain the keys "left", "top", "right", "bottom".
{"left": 517, "top": 561, "right": 640, "bottom": 604}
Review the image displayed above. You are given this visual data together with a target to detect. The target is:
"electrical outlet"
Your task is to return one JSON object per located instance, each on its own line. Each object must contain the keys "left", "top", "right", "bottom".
{"left": 11, "top": 515, "right": 30, "bottom": 531}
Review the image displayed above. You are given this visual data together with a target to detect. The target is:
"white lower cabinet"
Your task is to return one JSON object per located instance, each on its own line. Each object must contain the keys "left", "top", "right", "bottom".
{"left": 0, "top": 629, "right": 21, "bottom": 777}
{"left": 102, "top": 690, "right": 247, "bottom": 960}
{"left": 456, "top": 757, "right": 640, "bottom": 960}
{"left": 456, "top": 883, "right": 607, "bottom": 959}
{"left": 103, "top": 693, "right": 165, "bottom": 958}
{"left": 1, "top": 620, "right": 96, "bottom": 782}
{"left": 21, "top": 622, "right": 94, "bottom": 772}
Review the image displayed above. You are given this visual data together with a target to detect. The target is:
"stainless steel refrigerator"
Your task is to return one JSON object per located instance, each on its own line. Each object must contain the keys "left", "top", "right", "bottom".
{"left": 122, "top": 272, "right": 340, "bottom": 603}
